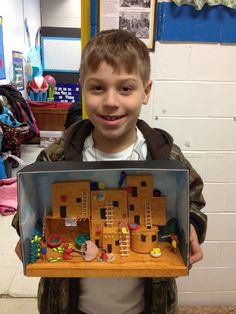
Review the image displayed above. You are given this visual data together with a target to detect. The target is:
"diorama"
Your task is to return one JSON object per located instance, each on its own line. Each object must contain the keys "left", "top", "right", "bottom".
{"left": 18, "top": 160, "right": 189, "bottom": 277}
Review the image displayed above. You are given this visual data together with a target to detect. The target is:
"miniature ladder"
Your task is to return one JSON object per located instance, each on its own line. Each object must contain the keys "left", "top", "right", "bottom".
{"left": 145, "top": 201, "right": 152, "bottom": 228}
{"left": 105, "top": 201, "right": 114, "bottom": 227}
{"left": 119, "top": 232, "right": 130, "bottom": 256}
{"left": 81, "top": 191, "right": 89, "bottom": 219}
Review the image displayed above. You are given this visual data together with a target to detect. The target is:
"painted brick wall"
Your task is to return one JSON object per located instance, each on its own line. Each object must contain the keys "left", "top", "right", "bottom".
{"left": 141, "top": 41, "right": 236, "bottom": 305}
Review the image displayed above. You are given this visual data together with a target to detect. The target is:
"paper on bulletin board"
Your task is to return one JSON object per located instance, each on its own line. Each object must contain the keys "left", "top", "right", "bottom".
{"left": 42, "top": 37, "right": 81, "bottom": 72}
{"left": 12, "top": 51, "right": 24, "bottom": 90}
{"left": 97, "top": 0, "right": 156, "bottom": 51}
{"left": 0, "top": 16, "right": 6, "bottom": 80}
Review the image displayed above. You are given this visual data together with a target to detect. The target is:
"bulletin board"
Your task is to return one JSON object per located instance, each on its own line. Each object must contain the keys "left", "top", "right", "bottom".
{"left": 0, "top": 16, "right": 6, "bottom": 80}
{"left": 42, "top": 37, "right": 81, "bottom": 73}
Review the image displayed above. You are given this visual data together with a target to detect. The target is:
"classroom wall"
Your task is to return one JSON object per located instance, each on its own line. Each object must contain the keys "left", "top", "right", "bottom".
{"left": 146, "top": 33, "right": 236, "bottom": 307}
{"left": 0, "top": 0, "right": 235, "bottom": 307}
{"left": 40, "top": 0, "right": 81, "bottom": 28}
{"left": 0, "top": 0, "right": 41, "bottom": 91}
{"left": 144, "top": 4, "right": 236, "bottom": 305}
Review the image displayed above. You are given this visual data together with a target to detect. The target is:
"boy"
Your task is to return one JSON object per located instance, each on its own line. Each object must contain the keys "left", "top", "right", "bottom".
{"left": 13, "top": 29, "right": 207, "bottom": 314}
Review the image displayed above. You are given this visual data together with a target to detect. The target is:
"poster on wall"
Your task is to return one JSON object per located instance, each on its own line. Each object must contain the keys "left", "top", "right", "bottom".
{"left": 0, "top": 16, "right": 6, "bottom": 80}
{"left": 97, "top": 0, "right": 156, "bottom": 51}
{"left": 42, "top": 37, "right": 81, "bottom": 72}
{"left": 12, "top": 51, "right": 24, "bottom": 90}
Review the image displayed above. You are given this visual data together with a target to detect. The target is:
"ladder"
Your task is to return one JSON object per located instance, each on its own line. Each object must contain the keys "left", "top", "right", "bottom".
{"left": 145, "top": 201, "right": 152, "bottom": 228}
{"left": 119, "top": 230, "right": 130, "bottom": 256}
{"left": 105, "top": 201, "right": 114, "bottom": 227}
{"left": 81, "top": 191, "right": 89, "bottom": 219}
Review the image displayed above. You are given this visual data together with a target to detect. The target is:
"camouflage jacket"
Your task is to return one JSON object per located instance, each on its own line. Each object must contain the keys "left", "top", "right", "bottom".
{"left": 13, "top": 119, "right": 207, "bottom": 314}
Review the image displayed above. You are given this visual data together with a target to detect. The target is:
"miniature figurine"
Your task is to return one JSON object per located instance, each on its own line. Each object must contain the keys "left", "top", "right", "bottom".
{"left": 48, "top": 257, "right": 63, "bottom": 263}
{"left": 150, "top": 247, "right": 161, "bottom": 258}
{"left": 169, "top": 234, "right": 179, "bottom": 254}
{"left": 118, "top": 171, "right": 127, "bottom": 187}
{"left": 47, "top": 233, "right": 62, "bottom": 248}
{"left": 29, "top": 229, "right": 42, "bottom": 263}
{"left": 40, "top": 237, "right": 47, "bottom": 262}
{"left": 121, "top": 226, "right": 129, "bottom": 240}
{"left": 101, "top": 249, "right": 109, "bottom": 261}
{"left": 106, "top": 252, "right": 115, "bottom": 262}
{"left": 80, "top": 240, "right": 98, "bottom": 261}
{"left": 62, "top": 243, "right": 73, "bottom": 260}
{"left": 128, "top": 223, "right": 140, "bottom": 230}
{"left": 75, "top": 234, "right": 90, "bottom": 248}
{"left": 162, "top": 233, "right": 179, "bottom": 254}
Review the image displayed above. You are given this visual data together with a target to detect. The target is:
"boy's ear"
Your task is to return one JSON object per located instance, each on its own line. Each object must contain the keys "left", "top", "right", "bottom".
{"left": 143, "top": 80, "right": 152, "bottom": 105}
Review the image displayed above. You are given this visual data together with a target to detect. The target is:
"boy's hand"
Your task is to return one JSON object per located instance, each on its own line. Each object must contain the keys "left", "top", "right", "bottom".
{"left": 189, "top": 224, "right": 203, "bottom": 266}
{"left": 15, "top": 239, "right": 23, "bottom": 261}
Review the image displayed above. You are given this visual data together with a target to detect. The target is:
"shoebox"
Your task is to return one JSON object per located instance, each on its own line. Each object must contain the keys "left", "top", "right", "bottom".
{"left": 18, "top": 160, "right": 189, "bottom": 278}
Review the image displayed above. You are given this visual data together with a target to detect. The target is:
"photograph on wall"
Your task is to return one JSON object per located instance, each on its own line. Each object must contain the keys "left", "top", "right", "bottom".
{"left": 0, "top": 16, "right": 6, "bottom": 80}
{"left": 12, "top": 51, "right": 24, "bottom": 90}
{"left": 97, "top": 0, "right": 156, "bottom": 51}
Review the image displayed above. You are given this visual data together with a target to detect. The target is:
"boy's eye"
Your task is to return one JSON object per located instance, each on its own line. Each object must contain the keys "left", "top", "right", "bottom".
{"left": 120, "top": 86, "right": 133, "bottom": 94}
{"left": 90, "top": 86, "right": 103, "bottom": 92}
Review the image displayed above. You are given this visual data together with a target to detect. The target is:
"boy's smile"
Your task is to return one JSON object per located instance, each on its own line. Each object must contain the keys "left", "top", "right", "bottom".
{"left": 82, "top": 62, "right": 152, "bottom": 153}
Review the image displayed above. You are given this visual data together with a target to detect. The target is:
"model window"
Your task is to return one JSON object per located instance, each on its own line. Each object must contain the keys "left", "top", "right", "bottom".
{"left": 129, "top": 204, "right": 135, "bottom": 211}
{"left": 76, "top": 197, "right": 81, "bottom": 203}
{"left": 100, "top": 208, "right": 106, "bottom": 219}
{"left": 141, "top": 234, "right": 146, "bottom": 242}
{"left": 132, "top": 187, "right": 137, "bottom": 197}
{"left": 113, "top": 201, "right": 119, "bottom": 207}
{"left": 140, "top": 181, "right": 147, "bottom": 187}
{"left": 152, "top": 234, "right": 157, "bottom": 242}
{"left": 107, "top": 244, "right": 112, "bottom": 253}
{"left": 115, "top": 240, "right": 119, "bottom": 246}
{"left": 95, "top": 239, "right": 100, "bottom": 247}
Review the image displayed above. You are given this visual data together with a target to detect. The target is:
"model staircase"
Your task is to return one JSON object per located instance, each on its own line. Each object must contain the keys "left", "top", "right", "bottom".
{"left": 105, "top": 201, "right": 114, "bottom": 227}
{"left": 145, "top": 201, "right": 152, "bottom": 228}
{"left": 119, "top": 230, "right": 130, "bottom": 256}
{"left": 81, "top": 191, "right": 89, "bottom": 219}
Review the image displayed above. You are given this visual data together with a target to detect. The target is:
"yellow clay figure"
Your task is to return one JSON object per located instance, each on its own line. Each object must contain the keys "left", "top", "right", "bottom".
{"left": 150, "top": 247, "right": 161, "bottom": 258}
{"left": 121, "top": 227, "right": 128, "bottom": 234}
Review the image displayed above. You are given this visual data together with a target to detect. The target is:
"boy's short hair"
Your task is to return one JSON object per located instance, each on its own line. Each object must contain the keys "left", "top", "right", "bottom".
{"left": 80, "top": 29, "right": 150, "bottom": 85}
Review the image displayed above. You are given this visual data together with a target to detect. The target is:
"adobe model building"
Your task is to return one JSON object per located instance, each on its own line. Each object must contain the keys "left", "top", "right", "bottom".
{"left": 46, "top": 173, "right": 167, "bottom": 255}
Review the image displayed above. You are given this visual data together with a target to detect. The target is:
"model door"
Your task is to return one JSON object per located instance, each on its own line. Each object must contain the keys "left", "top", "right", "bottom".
{"left": 107, "top": 244, "right": 112, "bottom": 253}
{"left": 134, "top": 215, "right": 140, "bottom": 224}
{"left": 60, "top": 206, "right": 67, "bottom": 218}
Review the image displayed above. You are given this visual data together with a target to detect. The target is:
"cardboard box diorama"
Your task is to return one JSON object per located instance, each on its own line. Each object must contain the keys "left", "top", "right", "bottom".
{"left": 18, "top": 160, "right": 189, "bottom": 278}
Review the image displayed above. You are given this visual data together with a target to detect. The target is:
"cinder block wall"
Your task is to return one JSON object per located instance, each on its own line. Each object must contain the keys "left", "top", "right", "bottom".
{"left": 140, "top": 41, "right": 236, "bottom": 305}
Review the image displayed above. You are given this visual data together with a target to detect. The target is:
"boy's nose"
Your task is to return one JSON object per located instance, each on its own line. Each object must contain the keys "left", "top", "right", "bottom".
{"left": 103, "top": 89, "right": 118, "bottom": 107}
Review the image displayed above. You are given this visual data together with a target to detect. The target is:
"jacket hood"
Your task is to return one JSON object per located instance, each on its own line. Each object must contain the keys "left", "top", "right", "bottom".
{"left": 64, "top": 119, "right": 173, "bottom": 161}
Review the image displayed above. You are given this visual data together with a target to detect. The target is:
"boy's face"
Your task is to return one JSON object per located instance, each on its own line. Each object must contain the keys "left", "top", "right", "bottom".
{"left": 82, "top": 62, "right": 152, "bottom": 151}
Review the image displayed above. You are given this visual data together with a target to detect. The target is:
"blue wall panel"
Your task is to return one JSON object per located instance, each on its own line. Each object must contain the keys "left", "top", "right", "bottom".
{"left": 157, "top": 3, "right": 236, "bottom": 43}
{"left": 221, "top": 7, "right": 236, "bottom": 43}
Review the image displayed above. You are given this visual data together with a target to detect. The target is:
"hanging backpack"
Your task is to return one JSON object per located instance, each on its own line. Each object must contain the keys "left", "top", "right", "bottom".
{"left": 0, "top": 84, "right": 39, "bottom": 141}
